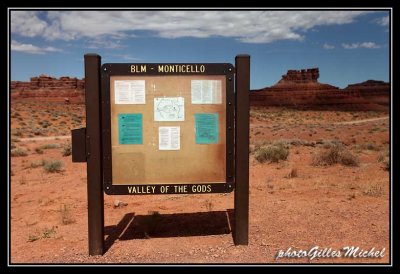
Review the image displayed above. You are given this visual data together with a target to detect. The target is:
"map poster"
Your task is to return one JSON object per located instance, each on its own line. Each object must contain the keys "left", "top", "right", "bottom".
{"left": 159, "top": 126, "right": 180, "bottom": 150}
{"left": 195, "top": 113, "right": 219, "bottom": 144}
{"left": 118, "top": 113, "right": 143, "bottom": 144}
{"left": 154, "top": 97, "right": 185, "bottom": 121}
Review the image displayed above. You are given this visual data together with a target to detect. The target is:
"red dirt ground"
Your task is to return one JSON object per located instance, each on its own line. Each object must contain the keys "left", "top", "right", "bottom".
{"left": 10, "top": 102, "right": 390, "bottom": 264}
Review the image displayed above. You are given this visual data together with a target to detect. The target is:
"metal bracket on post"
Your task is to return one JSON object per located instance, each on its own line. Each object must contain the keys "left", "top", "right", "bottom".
{"left": 71, "top": 127, "right": 87, "bottom": 162}
{"left": 84, "top": 53, "right": 104, "bottom": 255}
{"left": 234, "top": 54, "right": 250, "bottom": 245}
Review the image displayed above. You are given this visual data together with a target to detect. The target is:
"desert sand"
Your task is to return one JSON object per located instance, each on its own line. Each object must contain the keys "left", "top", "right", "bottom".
{"left": 10, "top": 99, "right": 390, "bottom": 264}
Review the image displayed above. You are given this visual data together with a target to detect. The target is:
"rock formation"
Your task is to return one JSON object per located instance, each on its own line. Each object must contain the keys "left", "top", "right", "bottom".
{"left": 11, "top": 74, "right": 85, "bottom": 103}
{"left": 344, "top": 80, "right": 389, "bottom": 91}
{"left": 265, "top": 68, "right": 339, "bottom": 91}
{"left": 11, "top": 70, "right": 390, "bottom": 110}
{"left": 281, "top": 68, "right": 319, "bottom": 83}
{"left": 250, "top": 68, "right": 389, "bottom": 110}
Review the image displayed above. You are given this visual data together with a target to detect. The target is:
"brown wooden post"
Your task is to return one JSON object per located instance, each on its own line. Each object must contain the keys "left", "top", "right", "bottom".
{"left": 234, "top": 54, "right": 250, "bottom": 245}
{"left": 84, "top": 54, "right": 104, "bottom": 255}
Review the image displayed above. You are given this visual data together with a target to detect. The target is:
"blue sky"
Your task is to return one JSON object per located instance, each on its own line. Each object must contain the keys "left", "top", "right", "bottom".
{"left": 10, "top": 9, "right": 390, "bottom": 89}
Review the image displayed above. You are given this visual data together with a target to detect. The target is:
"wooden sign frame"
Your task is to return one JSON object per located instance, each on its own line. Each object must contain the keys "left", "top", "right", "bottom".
{"left": 101, "top": 63, "right": 235, "bottom": 195}
{"left": 72, "top": 54, "right": 249, "bottom": 255}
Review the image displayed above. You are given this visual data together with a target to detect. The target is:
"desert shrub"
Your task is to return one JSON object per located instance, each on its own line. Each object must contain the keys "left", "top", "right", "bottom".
{"left": 250, "top": 141, "right": 269, "bottom": 154}
{"left": 312, "top": 145, "right": 341, "bottom": 166}
{"left": 339, "top": 150, "right": 360, "bottom": 166}
{"left": 322, "top": 139, "right": 344, "bottom": 149}
{"left": 35, "top": 147, "right": 44, "bottom": 154}
{"left": 43, "top": 159, "right": 63, "bottom": 173}
{"left": 40, "top": 143, "right": 61, "bottom": 150}
{"left": 30, "top": 160, "right": 44, "bottom": 168}
{"left": 41, "top": 227, "right": 57, "bottom": 238}
{"left": 11, "top": 147, "right": 28, "bottom": 157}
{"left": 312, "top": 145, "right": 359, "bottom": 167}
{"left": 286, "top": 138, "right": 306, "bottom": 146}
{"left": 376, "top": 148, "right": 390, "bottom": 170}
{"left": 354, "top": 143, "right": 380, "bottom": 151}
{"left": 363, "top": 181, "right": 384, "bottom": 197}
{"left": 62, "top": 143, "right": 72, "bottom": 157}
{"left": 363, "top": 143, "right": 380, "bottom": 151}
{"left": 255, "top": 142, "right": 289, "bottom": 163}
{"left": 27, "top": 234, "right": 40, "bottom": 242}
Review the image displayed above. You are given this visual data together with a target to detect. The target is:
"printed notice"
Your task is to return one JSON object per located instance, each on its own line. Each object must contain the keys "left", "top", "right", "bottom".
{"left": 191, "top": 80, "right": 222, "bottom": 104}
{"left": 195, "top": 113, "right": 219, "bottom": 144}
{"left": 118, "top": 113, "right": 143, "bottom": 144}
{"left": 115, "top": 80, "right": 145, "bottom": 104}
{"left": 154, "top": 97, "right": 185, "bottom": 121}
{"left": 159, "top": 126, "right": 180, "bottom": 150}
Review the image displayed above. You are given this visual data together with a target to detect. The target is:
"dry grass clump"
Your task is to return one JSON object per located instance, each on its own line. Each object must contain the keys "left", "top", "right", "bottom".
{"left": 363, "top": 181, "right": 384, "bottom": 197}
{"left": 377, "top": 148, "right": 390, "bottom": 171}
{"left": 11, "top": 147, "right": 28, "bottom": 157}
{"left": 312, "top": 144, "right": 359, "bottom": 167}
{"left": 254, "top": 141, "right": 289, "bottom": 163}
{"left": 43, "top": 159, "right": 63, "bottom": 173}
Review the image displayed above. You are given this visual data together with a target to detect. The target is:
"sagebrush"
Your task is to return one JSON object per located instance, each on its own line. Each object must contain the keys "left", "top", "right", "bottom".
{"left": 312, "top": 144, "right": 359, "bottom": 167}
{"left": 254, "top": 142, "right": 289, "bottom": 163}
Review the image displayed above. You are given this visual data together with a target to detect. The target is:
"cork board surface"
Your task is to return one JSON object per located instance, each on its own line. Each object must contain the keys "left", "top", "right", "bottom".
{"left": 110, "top": 75, "right": 226, "bottom": 185}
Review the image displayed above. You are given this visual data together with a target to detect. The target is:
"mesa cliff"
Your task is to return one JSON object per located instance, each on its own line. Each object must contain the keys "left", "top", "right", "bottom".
{"left": 11, "top": 75, "right": 85, "bottom": 103}
{"left": 11, "top": 69, "right": 390, "bottom": 110}
{"left": 250, "top": 68, "right": 389, "bottom": 110}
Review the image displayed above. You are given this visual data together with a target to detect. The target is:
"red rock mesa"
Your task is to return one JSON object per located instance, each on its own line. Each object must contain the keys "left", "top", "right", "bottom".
{"left": 250, "top": 68, "right": 389, "bottom": 110}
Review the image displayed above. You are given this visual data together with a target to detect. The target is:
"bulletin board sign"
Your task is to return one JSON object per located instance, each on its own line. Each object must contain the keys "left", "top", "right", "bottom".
{"left": 101, "top": 63, "right": 235, "bottom": 195}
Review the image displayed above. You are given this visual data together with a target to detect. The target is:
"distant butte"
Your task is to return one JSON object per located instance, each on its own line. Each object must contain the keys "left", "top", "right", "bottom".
{"left": 250, "top": 68, "right": 389, "bottom": 110}
{"left": 271, "top": 68, "right": 339, "bottom": 90}
{"left": 10, "top": 69, "right": 389, "bottom": 110}
{"left": 11, "top": 75, "right": 85, "bottom": 103}
{"left": 344, "top": 79, "right": 390, "bottom": 92}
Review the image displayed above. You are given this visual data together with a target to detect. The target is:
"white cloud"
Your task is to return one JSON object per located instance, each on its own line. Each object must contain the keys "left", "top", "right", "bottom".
{"left": 323, "top": 43, "right": 335, "bottom": 49}
{"left": 11, "top": 11, "right": 48, "bottom": 37}
{"left": 376, "top": 15, "right": 389, "bottom": 26}
{"left": 342, "top": 42, "right": 381, "bottom": 49}
{"left": 11, "top": 40, "right": 62, "bottom": 54}
{"left": 112, "top": 54, "right": 141, "bottom": 61}
{"left": 11, "top": 10, "right": 370, "bottom": 44}
{"left": 85, "top": 39, "right": 124, "bottom": 49}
